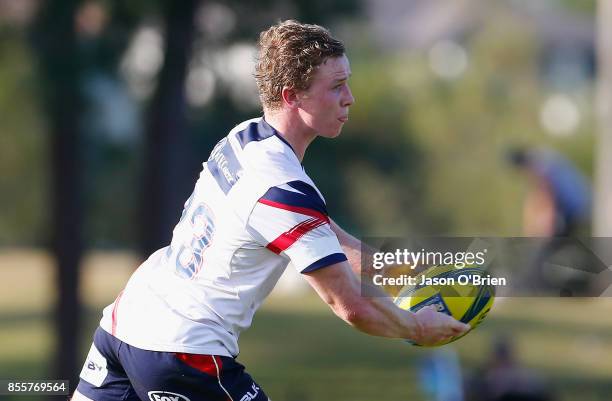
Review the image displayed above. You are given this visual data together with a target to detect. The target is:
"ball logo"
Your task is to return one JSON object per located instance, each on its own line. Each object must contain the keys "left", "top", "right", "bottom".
{"left": 147, "top": 391, "right": 190, "bottom": 401}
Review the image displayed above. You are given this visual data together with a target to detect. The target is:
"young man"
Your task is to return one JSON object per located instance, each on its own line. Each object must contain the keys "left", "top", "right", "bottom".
{"left": 73, "top": 20, "right": 469, "bottom": 401}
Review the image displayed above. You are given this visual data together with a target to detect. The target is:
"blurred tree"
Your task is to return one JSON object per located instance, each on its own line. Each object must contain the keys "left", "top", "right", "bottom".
{"left": 77, "top": 0, "right": 155, "bottom": 249}
{"left": 140, "top": 0, "right": 198, "bottom": 256}
{"left": 30, "top": 0, "right": 84, "bottom": 387}
{"left": 27, "top": 0, "right": 158, "bottom": 386}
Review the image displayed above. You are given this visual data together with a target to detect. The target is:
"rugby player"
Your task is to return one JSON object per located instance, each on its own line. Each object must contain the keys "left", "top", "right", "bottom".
{"left": 73, "top": 20, "right": 469, "bottom": 401}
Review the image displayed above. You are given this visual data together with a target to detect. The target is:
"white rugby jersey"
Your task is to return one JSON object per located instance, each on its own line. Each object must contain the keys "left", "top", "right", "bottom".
{"left": 99, "top": 117, "right": 347, "bottom": 356}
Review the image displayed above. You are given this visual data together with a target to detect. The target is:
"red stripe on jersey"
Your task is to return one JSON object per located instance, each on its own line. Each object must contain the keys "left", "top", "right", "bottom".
{"left": 258, "top": 198, "right": 329, "bottom": 222}
{"left": 175, "top": 353, "right": 223, "bottom": 377}
{"left": 266, "top": 217, "right": 328, "bottom": 254}
{"left": 111, "top": 290, "right": 124, "bottom": 336}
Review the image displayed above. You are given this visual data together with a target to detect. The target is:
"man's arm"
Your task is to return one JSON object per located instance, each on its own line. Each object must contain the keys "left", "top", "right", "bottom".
{"left": 330, "top": 220, "right": 377, "bottom": 278}
{"left": 330, "top": 219, "right": 421, "bottom": 295}
{"left": 325, "top": 220, "right": 470, "bottom": 344}
{"left": 302, "top": 261, "right": 470, "bottom": 345}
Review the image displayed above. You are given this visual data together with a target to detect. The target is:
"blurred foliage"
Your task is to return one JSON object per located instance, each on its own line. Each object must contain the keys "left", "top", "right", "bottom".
{"left": 323, "top": 3, "right": 595, "bottom": 236}
{"left": 559, "top": 0, "right": 596, "bottom": 15}
{"left": 0, "top": 29, "right": 48, "bottom": 246}
{"left": 305, "top": 57, "right": 430, "bottom": 236}
{"left": 397, "top": 13, "right": 541, "bottom": 235}
{"left": 0, "top": 0, "right": 597, "bottom": 245}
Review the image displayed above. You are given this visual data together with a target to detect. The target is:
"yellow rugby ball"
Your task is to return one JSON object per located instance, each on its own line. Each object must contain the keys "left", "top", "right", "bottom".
{"left": 394, "top": 265, "right": 495, "bottom": 346}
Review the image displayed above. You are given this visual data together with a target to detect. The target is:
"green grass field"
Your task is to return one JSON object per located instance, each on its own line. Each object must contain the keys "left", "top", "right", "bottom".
{"left": 1, "top": 250, "right": 611, "bottom": 401}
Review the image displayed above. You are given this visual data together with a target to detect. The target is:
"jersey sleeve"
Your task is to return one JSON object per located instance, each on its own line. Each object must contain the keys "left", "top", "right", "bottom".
{"left": 246, "top": 180, "right": 347, "bottom": 273}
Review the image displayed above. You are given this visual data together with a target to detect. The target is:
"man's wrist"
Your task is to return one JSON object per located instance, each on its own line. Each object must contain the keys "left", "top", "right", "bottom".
{"left": 404, "top": 311, "right": 422, "bottom": 341}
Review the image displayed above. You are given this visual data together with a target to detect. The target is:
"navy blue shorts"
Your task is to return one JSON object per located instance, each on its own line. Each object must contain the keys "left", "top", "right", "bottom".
{"left": 76, "top": 327, "right": 268, "bottom": 401}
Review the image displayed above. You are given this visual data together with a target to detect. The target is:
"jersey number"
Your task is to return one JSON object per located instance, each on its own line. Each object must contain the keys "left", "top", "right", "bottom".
{"left": 173, "top": 193, "right": 215, "bottom": 279}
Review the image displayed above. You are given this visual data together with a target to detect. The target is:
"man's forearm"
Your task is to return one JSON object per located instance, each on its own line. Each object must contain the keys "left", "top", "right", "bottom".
{"left": 330, "top": 220, "right": 379, "bottom": 278}
{"left": 345, "top": 296, "right": 421, "bottom": 339}
{"left": 331, "top": 220, "right": 423, "bottom": 298}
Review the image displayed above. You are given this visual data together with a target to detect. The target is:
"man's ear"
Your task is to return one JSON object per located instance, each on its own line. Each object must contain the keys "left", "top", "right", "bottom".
{"left": 281, "top": 86, "right": 300, "bottom": 109}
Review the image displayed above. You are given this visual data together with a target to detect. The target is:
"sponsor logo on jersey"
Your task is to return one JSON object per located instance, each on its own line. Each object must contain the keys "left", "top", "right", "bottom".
{"left": 239, "top": 383, "right": 261, "bottom": 401}
{"left": 147, "top": 391, "right": 191, "bottom": 401}
{"left": 79, "top": 344, "right": 108, "bottom": 387}
{"left": 208, "top": 137, "right": 243, "bottom": 193}
{"left": 87, "top": 361, "right": 103, "bottom": 371}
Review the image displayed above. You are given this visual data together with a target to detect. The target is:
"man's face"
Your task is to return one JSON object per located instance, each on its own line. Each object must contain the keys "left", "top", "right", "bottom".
{"left": 297, "top": 54, "right": 355, "bottom": 138}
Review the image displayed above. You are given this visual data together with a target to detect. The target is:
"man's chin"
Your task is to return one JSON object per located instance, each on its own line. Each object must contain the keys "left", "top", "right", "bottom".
{"left": 319, "top": 128, "right": 343, "bottom": 138}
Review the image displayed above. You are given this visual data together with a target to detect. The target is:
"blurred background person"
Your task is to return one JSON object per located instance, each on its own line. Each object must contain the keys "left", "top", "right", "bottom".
{"left": 466, "top": 337, "right": 554, "bottom": 401}
{"left": 506, "top": 147, "right": 594, "bottom": 295}
{"left": 506, "top": 147, "right": 591, "bottom": 238}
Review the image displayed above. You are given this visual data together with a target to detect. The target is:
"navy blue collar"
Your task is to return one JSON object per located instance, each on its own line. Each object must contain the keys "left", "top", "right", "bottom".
{"left": 261, "top": 117, "right": 298, "bottom": 158}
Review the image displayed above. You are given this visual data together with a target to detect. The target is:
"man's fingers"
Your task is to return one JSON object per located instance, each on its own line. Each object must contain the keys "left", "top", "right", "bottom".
{"left": 435, "top": 310, "right": 470, "bottom": 332}
{"left": 413, "top": 307, "right": 472, "bottom": 345}
{"left": 415, "top": 305, "right": 432, "bottom": 314}
{"left": 441, "top": 314, "right": 470, "bottom": 336}
{"left": 451, "top": 321, "right": 471, "bottom": 335}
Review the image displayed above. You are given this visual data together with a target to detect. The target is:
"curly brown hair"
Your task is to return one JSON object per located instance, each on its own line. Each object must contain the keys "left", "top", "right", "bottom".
{"left": 254, "top": 20, "right": 345, "bottom": 110}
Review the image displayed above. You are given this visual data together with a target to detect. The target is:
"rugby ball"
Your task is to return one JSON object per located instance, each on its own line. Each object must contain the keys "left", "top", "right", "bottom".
{"left": 394, "top": 265, "right": 495, "bottom": 346}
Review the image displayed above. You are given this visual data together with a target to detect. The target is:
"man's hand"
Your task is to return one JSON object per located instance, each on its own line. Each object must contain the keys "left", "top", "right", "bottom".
{"left": 411, "top": 305, "right": 471, "bottom": 346}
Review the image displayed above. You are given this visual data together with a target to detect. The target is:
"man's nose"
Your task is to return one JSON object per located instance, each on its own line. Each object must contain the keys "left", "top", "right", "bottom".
{"left": 343, "top": 86, "right": 355, "bottom": 107}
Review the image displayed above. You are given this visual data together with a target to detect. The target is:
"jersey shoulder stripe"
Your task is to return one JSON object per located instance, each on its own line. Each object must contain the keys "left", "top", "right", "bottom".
{"left": 265, "top": 216, "right": 328, "bottom": 254}
{"left": 259, "top": 180, "right": 328, "bottom": 221}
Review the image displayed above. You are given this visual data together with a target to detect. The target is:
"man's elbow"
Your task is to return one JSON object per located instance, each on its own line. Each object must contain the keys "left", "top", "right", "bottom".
{"left": 334, "top": 302, "right": 370, "bottom": 327}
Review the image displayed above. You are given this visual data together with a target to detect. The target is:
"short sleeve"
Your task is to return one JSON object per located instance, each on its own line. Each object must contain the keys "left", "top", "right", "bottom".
{"left": 246, "top": 180, "right": 347, "bottom": 273}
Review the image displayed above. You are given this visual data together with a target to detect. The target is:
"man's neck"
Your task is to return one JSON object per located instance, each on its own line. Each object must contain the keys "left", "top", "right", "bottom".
{"left": 264, "top": 109, "right": 317, "bottom": 162}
